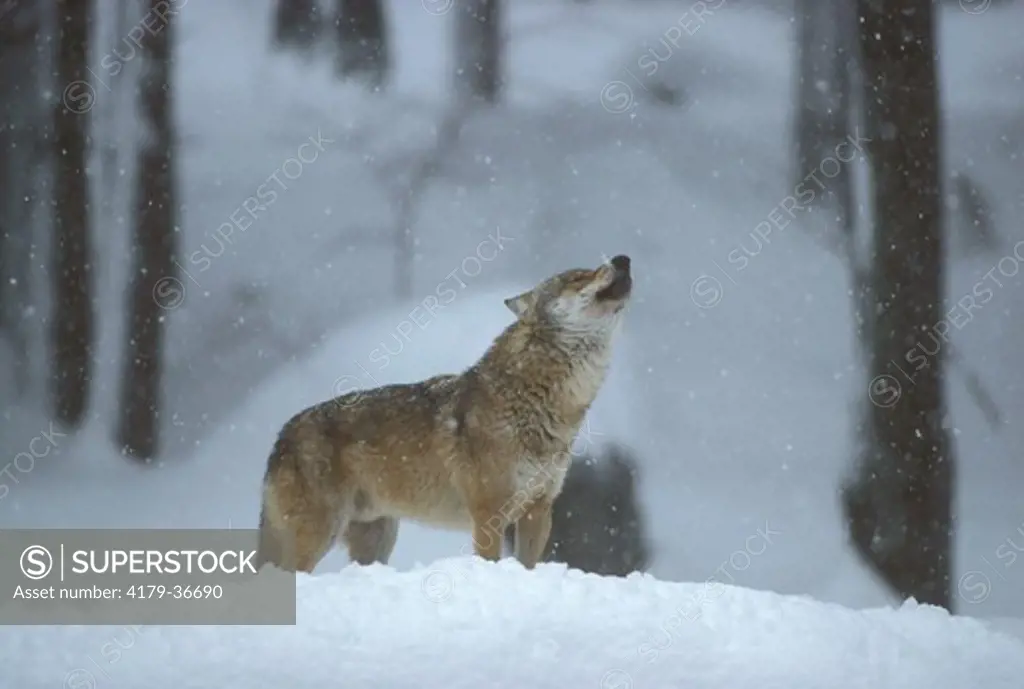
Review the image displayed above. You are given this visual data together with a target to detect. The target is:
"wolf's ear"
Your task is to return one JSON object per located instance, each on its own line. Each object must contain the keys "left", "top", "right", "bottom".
{"left": 504, "top": 290, "right": 536, "bottom": 318}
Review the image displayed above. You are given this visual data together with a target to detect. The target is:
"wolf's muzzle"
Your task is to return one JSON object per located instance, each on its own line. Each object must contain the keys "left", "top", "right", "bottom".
{"left": 598, "top": 254, "right": 632, "bottom": 301}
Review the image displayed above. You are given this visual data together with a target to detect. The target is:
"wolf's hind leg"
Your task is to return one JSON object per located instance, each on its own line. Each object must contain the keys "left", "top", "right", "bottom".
{"left": 343, "top": 517, "right": 399, "bottom": 565}
{"left": 283, "top": 508, "right": 339, "bottom": 573}
{"left": 258, "top": 481, "right": 339, "bottom": 574}
{"left": 263, "top": 498, "right": 339, "bottom": 573}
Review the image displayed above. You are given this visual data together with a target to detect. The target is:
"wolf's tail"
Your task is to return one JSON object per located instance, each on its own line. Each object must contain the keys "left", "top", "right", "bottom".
{"left": 255, "top": 481, "right": 285, "bottom": 571}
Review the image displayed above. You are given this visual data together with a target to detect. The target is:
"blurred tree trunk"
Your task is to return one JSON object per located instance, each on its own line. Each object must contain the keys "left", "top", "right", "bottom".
{"left": 842, "top": 0, "right": 954, "bottom": 611}
{"left": 334, "top": 0, "right": 389, "bottom": 90}
{"left": 0, "top": 2, "right": 41, "bottom": 395}
{"left": 272, "top": 0, "right": 321, "bottom": 52}
{"left": 0, "top": 12, "right": 13, "bottom": 335}
{"left": 94, "top": 0, "right": 131, "bottom": 243}
{"left": 792, "top": 0, "right": 856, "bottom": 233}
{"left": 453, "top": 0, "right": 502, "bottom": 105}
{"left": 117, "top": 0, "right": 178, "bottom": 460}
{"left": 52, "top": 0, "right": 94, "bottom": 427}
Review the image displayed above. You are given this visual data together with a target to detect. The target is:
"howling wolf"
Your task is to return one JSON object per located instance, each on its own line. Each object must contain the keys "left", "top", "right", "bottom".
{"left": 257, "top": 255, "right": 633, "bottom": 572}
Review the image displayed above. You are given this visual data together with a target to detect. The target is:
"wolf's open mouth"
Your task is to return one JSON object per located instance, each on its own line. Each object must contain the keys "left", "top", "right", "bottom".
{"left": 596, "top": 271, "right": 632, "bottom": 301}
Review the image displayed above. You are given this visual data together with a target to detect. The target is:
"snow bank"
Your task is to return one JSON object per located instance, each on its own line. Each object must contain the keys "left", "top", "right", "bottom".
{"left": 5, "top": 559, "right": 1023, "bottom": 688}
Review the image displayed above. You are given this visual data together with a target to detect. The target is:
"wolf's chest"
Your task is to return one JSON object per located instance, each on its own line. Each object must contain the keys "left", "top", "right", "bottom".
{"left": 513, "top": 457, "right": 570, "bottom": 501}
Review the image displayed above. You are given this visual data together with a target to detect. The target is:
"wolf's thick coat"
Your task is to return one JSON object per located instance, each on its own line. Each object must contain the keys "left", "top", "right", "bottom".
{"left": 257, "top": 255, "right": 633, "bottom": 572}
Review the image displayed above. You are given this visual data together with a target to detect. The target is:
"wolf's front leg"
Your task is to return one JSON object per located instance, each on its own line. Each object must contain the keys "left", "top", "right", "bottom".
{"left": 469, "top": 502, "right": 508, "bottom": 561}
{"left": 514, "top": 498, "right": 553, "bottom": 569}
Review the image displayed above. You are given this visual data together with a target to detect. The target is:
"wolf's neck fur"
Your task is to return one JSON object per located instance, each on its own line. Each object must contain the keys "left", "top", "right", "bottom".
{"left": 473, "top": 317, "right": 615, "bottom": 431}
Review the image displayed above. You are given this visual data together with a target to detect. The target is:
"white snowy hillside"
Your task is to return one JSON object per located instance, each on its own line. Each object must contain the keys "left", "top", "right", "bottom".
{"left": 3, "top": 1, "right": 1024, "bottom": 684}
{"left": 5, "top": 561, "right": 1024, "bottom": 689}
{"left": 2, "top": 0, "right": 1024, "bottom": 625}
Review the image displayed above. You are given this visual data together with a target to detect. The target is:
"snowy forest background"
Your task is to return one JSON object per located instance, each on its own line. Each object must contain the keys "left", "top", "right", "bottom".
{"left": 2, "top": 0, "right": 1024, "bottom": 638}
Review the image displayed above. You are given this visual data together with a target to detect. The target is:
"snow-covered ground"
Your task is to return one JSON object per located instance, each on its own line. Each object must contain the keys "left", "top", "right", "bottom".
{"left": 3, "top": 0, "right": 1024, "bottom": 682}
{"left": 5, "top": 561, "right": 1024, "bottom": 689}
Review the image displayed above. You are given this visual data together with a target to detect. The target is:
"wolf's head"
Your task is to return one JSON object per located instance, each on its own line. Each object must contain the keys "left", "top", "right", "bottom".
{"left": 504, "top": 255, "right": 632, "bottom": 337}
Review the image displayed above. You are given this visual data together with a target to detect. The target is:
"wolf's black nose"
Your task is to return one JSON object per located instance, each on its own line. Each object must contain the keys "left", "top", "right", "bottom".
{"left": 610, "top": 255, "right": 631, "bottom": 273}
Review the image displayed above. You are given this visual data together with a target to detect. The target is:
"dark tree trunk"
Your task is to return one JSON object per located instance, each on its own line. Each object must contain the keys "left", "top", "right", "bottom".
{"left": 0, "top": 4, "right": 40, "bottom": 359}
{"left": 842, "top": 0, "right": 954, "bottom": 611}
{"left": 117, "top": 0, "right": 178, "bottom": 460}
{"left": 94, "top": 0, "right": 131, "bottom": 256}
{"left": 792, "top": 0, "right": 856, "bottom": 230}
{"left": 52, "top": 0, "right": 94, "bottom": 427}
{"left": 453, "top": 0, "right": 502, "bottom": 105}
{"left": 272, "top": 0, "right": 321, "bottom": 52}
{"left": 334, "top": 0, "right": 389, "bottom": 90}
